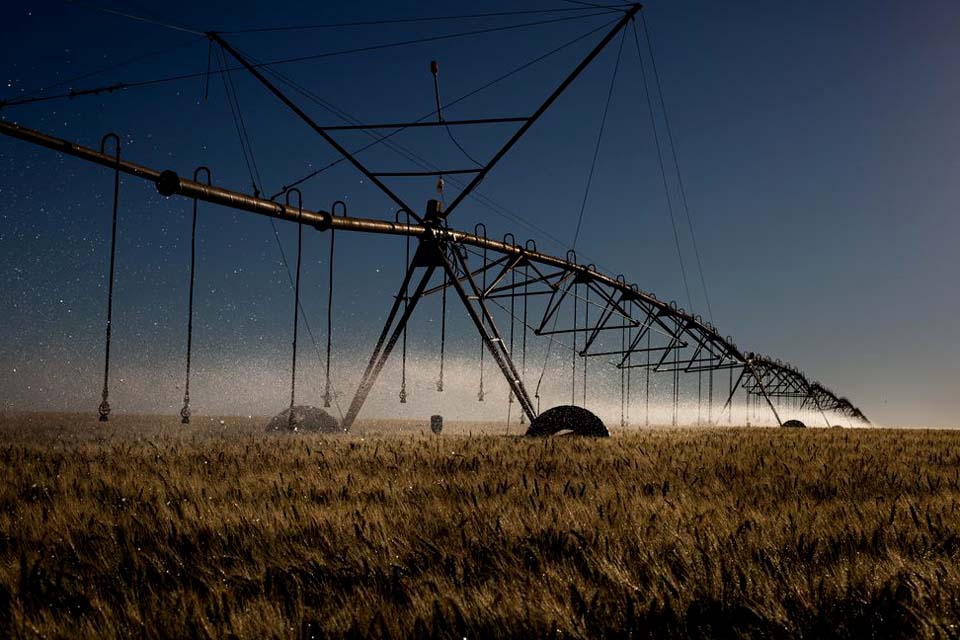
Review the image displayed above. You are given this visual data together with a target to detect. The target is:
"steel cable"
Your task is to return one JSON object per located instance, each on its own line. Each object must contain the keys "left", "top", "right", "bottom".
{"left": 1, "top": 12, "right": 616, "bottom": 110}
{"left": 571, "top": 28, "right": 625, "bottom": 247}
{"left": 223, "top": 6, "right": 630, "bottom": 34}
{"left": 640, "top": 13, "right": 714, "bottom": 324}
{"left": 630, "top": 21, "right": 693, "bottom": 314}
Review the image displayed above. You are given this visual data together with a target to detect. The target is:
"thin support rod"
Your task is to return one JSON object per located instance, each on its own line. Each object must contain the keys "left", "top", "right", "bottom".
{"left": 572, "top": 281, "right": 578, "bottom": 404}
{"left": 520, "top": 257, "right": 529, "bottom": 424}
{"left": 620, "top": 325, "right": 629, "bottom": 429}
{"left": 508, "top": 263, "right": 517, "bottom": 412}
{"left": 707, "top": 367, "right": 713, "bottom": 425}
{"left": 288, "top": 192, "right": 304, "bottom": 426}
{"left": 437, "top": 253, "right": 448, "bottom": 392}
{"left": 98, "top": 134, "right": 121, "bottom": 422}
{"left": 181, "top": 166, "right": 210, "bottom": 424}
{"left": 323, "top": 226, "right": 335, "bottom": 407}
{"left": 728, "top": 366, "right": 734, "bottom": 424}
{"left": 626, "top": 307, "right": 632, "bottom": 425}
{"left": 583, "top": 284, "right": 589, "bottom": 407}
{"left": 181, "top": 193, "right": 199, "bottom": 424}
{"left": 321, "top": 116, "right": 528, "bottom": 131}
{"left": 697, "top": 367, "right": 702, "bottom": 426}
{"left": 478, "top": 240, "right": 487, "bottom": 401}
{"left": 645, "top": 328, "right": 650, "bottom": 426}
{"left": 400, "top": 214, "right": 410, "bottom": 403}
{"left": 672, "top": 338, "right": 678, "bottom": 426}
{"left": 371, "top": 168, "right": 481, "bottom": 177}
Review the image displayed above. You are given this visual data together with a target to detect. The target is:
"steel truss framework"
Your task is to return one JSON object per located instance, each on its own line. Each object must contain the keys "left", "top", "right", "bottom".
{"left": 0, "top": 3, "right": 869, "bottom": 429}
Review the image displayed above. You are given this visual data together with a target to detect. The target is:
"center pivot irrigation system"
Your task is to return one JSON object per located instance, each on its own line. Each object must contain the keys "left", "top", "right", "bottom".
{"left": 0, "top": 3, "right": 868, "bottom": 433}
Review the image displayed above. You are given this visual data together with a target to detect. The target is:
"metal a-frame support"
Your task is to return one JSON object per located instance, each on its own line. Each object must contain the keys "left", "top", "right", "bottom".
{"left": 209, "top": 33, "right": 425, "bottom": 222}
{"left": 744, "top": 359, "right": 782, "bottom": 426}
{"left": 0, "top": 118, "right": 872, "bottom": 428}
{"left": 212, "top": 8, "right": 641, "bottom": 429}
{"left": 441, "top": 243, "right": 537, "bottom": 421}
{"left": 210, "top": 3, "right": 641, "bottom": 224}
{"left": 339, "top": 230, "right": 537, "bottom": 430}
{"left": 341, "top": 261, "right": 437, "bottom": 430}
{"left": 719, "top": 360, "right": 784, "bottom": 426}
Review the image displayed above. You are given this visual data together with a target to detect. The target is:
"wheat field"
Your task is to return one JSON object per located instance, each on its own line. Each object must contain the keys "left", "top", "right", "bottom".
{"left": 2, "top": 412, "right": 959, "bottom": 638}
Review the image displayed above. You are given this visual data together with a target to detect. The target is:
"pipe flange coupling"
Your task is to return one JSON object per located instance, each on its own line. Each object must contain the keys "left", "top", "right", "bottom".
{"left": 156, "top": 170, "right": 181, "bottom": 196}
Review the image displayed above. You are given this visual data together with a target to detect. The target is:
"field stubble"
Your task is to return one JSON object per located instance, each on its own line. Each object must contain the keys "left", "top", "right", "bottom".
{"left": 1, "top": 413, "right": 960, "bottom": 638}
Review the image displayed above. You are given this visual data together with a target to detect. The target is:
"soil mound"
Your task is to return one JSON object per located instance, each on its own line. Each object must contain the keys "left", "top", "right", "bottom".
{"left": 265, "top": 405, "right": 340, "bottom": 433}
{"left": 782, "top": 419, "right": 806, "bottom": 429}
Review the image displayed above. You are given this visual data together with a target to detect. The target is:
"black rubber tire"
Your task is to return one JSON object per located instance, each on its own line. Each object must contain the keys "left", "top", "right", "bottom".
{"left": 525, "top": 405, "right": 609, "bottom": 437}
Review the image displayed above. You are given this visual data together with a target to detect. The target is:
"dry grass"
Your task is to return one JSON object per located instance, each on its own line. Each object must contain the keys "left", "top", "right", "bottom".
{"left": 2, "top": 412, "right": 960, "bottom": 638}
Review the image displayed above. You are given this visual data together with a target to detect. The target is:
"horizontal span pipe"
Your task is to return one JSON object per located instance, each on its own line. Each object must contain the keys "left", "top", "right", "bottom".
{"left": 0, "top": 119, "right": 162, "bottom": 182}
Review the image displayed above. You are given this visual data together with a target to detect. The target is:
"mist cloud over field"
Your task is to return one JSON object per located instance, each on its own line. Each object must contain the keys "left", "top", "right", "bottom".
{"left": 2, "top": 349, "right": 857, "bottom": 428}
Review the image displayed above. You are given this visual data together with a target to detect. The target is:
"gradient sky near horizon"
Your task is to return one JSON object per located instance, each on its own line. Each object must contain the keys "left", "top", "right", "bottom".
{"left": 0, "top": 0, "right": 957, "bottom": 427}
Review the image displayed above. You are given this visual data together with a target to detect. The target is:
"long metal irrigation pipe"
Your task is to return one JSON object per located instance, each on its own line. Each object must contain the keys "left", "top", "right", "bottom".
{"left": 0, "top": 119, "right": 868, "bottom": 422}
{"left": 0, "top": 120, "right": 717, "bottom": 337}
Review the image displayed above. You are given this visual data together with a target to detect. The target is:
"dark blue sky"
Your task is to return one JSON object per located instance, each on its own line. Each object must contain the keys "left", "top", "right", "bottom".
{"left": 1, "top": 0, "right": 957, "bottom": 426}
